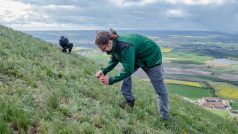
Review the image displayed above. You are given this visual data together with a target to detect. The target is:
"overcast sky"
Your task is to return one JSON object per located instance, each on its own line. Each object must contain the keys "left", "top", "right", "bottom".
{"left": 0, "top": 0, "right": 237, "bottom": 32}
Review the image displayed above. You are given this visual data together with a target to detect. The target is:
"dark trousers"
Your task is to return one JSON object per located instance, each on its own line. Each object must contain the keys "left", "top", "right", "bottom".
{"left": 62, "top": 43, "right": 73, "bottom": 53}
{"left": 121, "top": 64, "right": 169, "bottom": 118}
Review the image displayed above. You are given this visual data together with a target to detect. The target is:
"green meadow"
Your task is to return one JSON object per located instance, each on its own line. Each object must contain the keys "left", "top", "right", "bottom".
{"left": 203, "top": 107, "right": 229, "bottom": 118}
{"left": 163, "top": 49, "right": 213, "bottom": 64}
{"left": 231, "top": 101, "right": 238, "bottom": 110}
{"left": 166, "top": 84, "right": 213, "bottom": 99}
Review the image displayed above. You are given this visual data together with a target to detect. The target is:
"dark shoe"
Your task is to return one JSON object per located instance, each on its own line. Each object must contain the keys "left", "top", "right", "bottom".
{"left": 62, "top": 48, "right": 67, "bottom": 53}
{"left": 119, "top": 99, "right": 135, "bottom": 109}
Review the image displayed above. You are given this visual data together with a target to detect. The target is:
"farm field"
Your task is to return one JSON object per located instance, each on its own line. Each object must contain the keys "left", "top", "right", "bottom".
{"left": 166, "top": 84, "right": 213, "bottom": 99}
{"left": 208, "top": 82, "right": 238, "bottom": 100}
{"left": 231, "top": 101, "right": 238, "bottom": 110}
{"left": 165, "top": 79, "right": 204, "bottom": 88}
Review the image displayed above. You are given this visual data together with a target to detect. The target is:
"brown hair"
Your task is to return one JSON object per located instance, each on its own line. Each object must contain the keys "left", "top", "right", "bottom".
{"left": 95, "top": 29, "right": 119, "bottom": 46}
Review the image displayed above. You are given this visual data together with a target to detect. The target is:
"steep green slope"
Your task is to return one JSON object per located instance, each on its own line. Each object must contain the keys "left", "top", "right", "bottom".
{"left": 0, "top": 25, "right": 237, "bottom": 134}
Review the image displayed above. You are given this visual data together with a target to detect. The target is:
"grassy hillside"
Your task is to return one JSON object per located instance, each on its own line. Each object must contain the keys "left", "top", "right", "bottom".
{"left": 0, "top": 25, "right": 238, "bottom": 134}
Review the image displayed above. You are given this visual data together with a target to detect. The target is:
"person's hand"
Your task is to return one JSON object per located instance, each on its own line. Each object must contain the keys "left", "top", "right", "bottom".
{"left": 96, "top": 71, "right": 104, "bottom": 78}
{"left": 99, "top": 75, "right": 109, "bottom": 85}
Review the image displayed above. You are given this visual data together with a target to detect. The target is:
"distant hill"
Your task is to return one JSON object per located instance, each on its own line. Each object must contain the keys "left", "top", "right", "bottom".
{"left": 0, "top": 25, "right": 237, "bottom": 133}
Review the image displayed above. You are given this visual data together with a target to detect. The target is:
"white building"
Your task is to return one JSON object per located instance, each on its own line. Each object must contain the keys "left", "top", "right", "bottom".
{"left": 197, "top": 97, "right": 231, "bottom": 110}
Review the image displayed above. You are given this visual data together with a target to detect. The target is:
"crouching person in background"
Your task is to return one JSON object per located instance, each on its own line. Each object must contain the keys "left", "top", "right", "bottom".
{"left": 95, "top": 29, "right": 169, "bottom": 120}
{"left": 59, "top": 36, "right": 73, "bottom": 53}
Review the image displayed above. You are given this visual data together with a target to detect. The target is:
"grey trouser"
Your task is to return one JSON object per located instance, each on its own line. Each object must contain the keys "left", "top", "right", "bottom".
{"left": 121, "top": 64, "right": 169, "bottom": 118}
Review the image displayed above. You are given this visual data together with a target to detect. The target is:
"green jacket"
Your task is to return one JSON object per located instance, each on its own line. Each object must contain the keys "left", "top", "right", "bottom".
{"left": 101, "top": 34, "right": 162, "bottom": 85}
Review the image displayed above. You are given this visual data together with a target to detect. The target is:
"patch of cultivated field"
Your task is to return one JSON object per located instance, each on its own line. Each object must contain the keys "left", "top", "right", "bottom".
{"left": 163, "top": 57, "right": 177, "bottom": 60}
{"left": 164, "top": 66, "right": 212, "bottom": 76}
{"left": 231, "top": 101, "right": 238, "bottom": 110}
{"left": 142, "top": 79, "right": 212, "bottom": 99}
{"left": 166, "top": 84, "right": 213, "bottom": 99}
{"left": 206, "top": 58, "right": 238, "bottom": 67}
{"left": 161, "top": 47, "right": 173, "bottom": 52}
{"left": 208, "top": 82, "right": 238, "bottom": 100}
{"left": 165, "top": 79, "right": 205, "bottom": 88}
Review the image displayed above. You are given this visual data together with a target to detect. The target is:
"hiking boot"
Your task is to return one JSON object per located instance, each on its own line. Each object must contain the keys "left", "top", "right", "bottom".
{"left": 119, "top": 99, "right": 135, "bottom": 109}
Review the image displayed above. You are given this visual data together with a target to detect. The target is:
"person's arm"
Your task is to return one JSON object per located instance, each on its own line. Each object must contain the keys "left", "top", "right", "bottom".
{"left": 109, "top": 47, "right": 134, "bottom": 85}
{"left": 101, "top": 55, "right": 119, "bottom": 75}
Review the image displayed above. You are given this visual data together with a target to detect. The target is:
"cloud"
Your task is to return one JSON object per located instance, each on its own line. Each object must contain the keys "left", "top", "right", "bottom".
{"left": 111, "top": 0, "right": 158, "bottom": 7}
{"left": 0, "top": 0, "right": 238, "bottom": 32}
{"left": 165, "top": 0, "right": 235, "bottom": 5}
{"left": 166, "top": 9, "right": 185, "bottom": 17}
{"left": 0, "top": 0, "right": 100, "bottom": 30}
{"left": 0, "top": 0, "right": 33, "bottom": 22}
{"left": 8, "top": 22, "right": 103, "bottom": 30}
{"left": 42, "top": 5, "right": 76, "bottom": 10}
